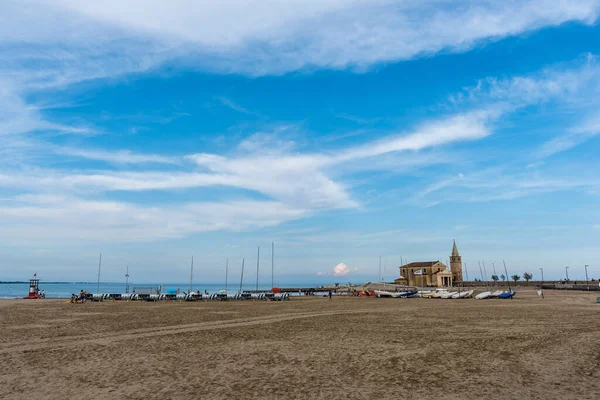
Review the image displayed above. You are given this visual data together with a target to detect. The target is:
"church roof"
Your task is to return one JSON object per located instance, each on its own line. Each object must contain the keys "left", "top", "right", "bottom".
{"left": 400, "top": 261, "right": 442, "bottom": 269}
{"left": 434, "top": 269, "right": 452, "bottom": 275}
{"left": 452, "top": 240, "right": 459, "bottom": 256}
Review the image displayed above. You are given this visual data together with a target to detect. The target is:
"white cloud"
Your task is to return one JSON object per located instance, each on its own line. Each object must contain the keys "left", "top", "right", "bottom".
{"left": 54, "top": 147, "right": 181, "bottom": 165}
{"left": 2, "top": 110, "right": 488, "bottom": 206}
{"left": 333, "top": 263, "right": 350, "bottom": 276}
{"left": 1, "top": 0, "right": 598, "bottom": 83}
{"left": 236, "top": 131, "right": 298, "bottom": 155}
{"left": 218, "top": 97, "right": 261, "bottom": 117}
{"left": 0, "top": 195, "right": 306, "bottom": 244}
{"left": 448, "top": 54, "right": 600, "bottom": 159}
{"left": 317, "top": 262, "right": 352, "bottom": 277}
{"left": 335, "top": 111, "right": 494, "bottom": 163}
{"left": 450, "top": 54, "right": 600, "bottom": 109}
{"left": 538, "top": 113, "right": 600, "bottom": 157}
{"left": 0, "top": 82, "right": 91, "bottom": 136}
{"left": 1, "top": 3, "right": 600, "bottom": 247}
{"left": 0, "top": 105, "right": 496, "bottom": 244}
{"left": 0, "top": 55, "right": 594, "bottom": 242}
{"left": 45, "top": 1, "right": 600, "bottom": 73}
{"left": 414, "top": 166, "right": 600, "bottom": 205}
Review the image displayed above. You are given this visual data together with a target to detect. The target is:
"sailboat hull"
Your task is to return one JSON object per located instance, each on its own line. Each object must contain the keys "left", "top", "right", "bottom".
{"left": 498, "top": 291, "right": 516, "bottom": 299}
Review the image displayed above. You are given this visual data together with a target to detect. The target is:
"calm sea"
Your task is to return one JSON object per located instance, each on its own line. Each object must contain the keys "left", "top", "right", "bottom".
{"left": 0, "top": 282, "right": 325, "bottom": 299}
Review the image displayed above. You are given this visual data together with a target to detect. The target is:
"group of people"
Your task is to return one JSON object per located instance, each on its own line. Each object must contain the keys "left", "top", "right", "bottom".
{"left": 70, "top": 290, "right": 88, "bottom": 303}
{"left": 35, "top": 289, "right": 46, "bottom": 298}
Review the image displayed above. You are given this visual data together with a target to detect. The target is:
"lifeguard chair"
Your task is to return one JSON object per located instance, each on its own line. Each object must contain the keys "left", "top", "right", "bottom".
{"left": 24, "top": 277, "right": 40, "bottom": 299}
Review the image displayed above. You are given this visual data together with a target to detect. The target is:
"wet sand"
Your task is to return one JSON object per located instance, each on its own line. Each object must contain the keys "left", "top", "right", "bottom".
{"left": 1, "top": 289, "right": 599, "bottom": 399}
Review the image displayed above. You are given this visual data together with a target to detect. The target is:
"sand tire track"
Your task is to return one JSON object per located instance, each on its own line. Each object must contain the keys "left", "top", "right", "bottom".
{"left": 1, "top": 309, "right": 372, "bottom": 354}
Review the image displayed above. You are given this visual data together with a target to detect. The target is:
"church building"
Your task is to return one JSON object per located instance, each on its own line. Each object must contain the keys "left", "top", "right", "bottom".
{"left": 394, "top": 241, "right": 463, "bottom": 287}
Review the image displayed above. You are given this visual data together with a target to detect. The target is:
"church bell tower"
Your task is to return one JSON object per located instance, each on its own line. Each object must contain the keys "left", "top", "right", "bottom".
{"left": 450, "top": 240, "right": 462, "bottom": 282}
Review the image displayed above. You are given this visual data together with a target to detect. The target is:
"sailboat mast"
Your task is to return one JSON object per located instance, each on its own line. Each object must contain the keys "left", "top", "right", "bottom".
{"left": 482, "top": 261, "right": 488, "bottom": 283}
{"left": 225, "top": 258, "right": 229, "bottom": 292}
{"left": 256, "top": 246, "right": 260, "bottom": 291}
{"left": 125, "top": 266, "right": 130, "bottom": 294}
{"left": 379, "top": 256, "right": 381, "bottom": 282}
{"left": 97, "top": 253, "right": 102, "bottom": 295}
{"left": 382, "top": 256, "right": 387, "bottom": 281}
{"left": 271, "top": 242, "right": 274, "bottom": 289}
{"left": 478, "top": 261, "right": 484, "bottom": 282}
{"left": 239, "top": 258, "right": 245, "bottom": 294}
{"left": 503, "top": 260, "right": 512, "bottom": 293}
{"left": 189, "top": 256, "right": 194, "bottom": 293}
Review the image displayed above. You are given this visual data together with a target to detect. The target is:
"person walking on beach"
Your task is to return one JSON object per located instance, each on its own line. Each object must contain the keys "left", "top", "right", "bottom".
{"left": 328, "top": 290, "right": 332, "bottom": 301}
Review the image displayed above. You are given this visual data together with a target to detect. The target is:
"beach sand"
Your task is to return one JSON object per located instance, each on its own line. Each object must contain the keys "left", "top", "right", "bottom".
{"left": 1, "top": 289, "right": 599, "bottom": 399}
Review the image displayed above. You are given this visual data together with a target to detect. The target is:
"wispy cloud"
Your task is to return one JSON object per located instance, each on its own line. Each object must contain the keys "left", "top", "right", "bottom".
{"left": 218, "top": 96, "right": 261, "bottom": 116}
{"left": 54, "top": 147, "right": 181, "bottom": 165}
{"left": 3, "top": 50, "right": 597, "bottom": 242}
{"left": 2, "top": 2, "right": 600, "bottom": 248}
{"left": 12, "top": 0, "right": 596, "bottom": 75}
{"left": 334, "top": 111, "right": 494, "bottom": 163}
{"left": 413, "top": 167, "right": 600, "bottom": 206}
{"left": 333, "top": 112, "right": 383, "bottom": 125}
{"left": 0, "top": 0, "right": 597, "bottom": 98}
{"left": 449, "top": 54, "right": 600, "bottom": 110}
{"left": 0, "top": 82, "right": 91, "bottom": 136}
{"left": 0, "top": 106, "right": 502, "bottom": 244}
{"left": 466, "top": 54, "right": 600, "bottom": 159}
{"left": 538, "top": 113, "right": 600, "bottom": 157}
{"left": 0, "top": 195, "right": 307, "bottom": 244}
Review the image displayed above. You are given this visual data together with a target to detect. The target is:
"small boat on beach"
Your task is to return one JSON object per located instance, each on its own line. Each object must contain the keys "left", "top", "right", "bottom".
{"left": 475, "top": 291, "right": 492, "bottom": 299}
{"left": 498, "top": 291, "right": 516, "bottom": 299}
{"left": 440, "top": 291, "right": 458, "bottom": 299}
{"left": 490, "top": 290, "right": 504, "bottom": 297}
{"left": 401, "top": 291, "right": 419, "bottom": 298}
{"left": 451, "top": 290, "right": 473, "bottom": 299}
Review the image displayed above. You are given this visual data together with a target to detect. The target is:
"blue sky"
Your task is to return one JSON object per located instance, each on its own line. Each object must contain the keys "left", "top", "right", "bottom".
{"left": 1, "top": 1, "right": 599, "bottom": 283}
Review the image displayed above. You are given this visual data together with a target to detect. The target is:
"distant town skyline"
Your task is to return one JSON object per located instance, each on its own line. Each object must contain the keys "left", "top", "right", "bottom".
{"left": 0, "top": 1, "right": 599, "bottom": 282}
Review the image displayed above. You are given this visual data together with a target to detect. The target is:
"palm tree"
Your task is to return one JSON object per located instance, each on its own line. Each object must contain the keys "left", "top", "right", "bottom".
{"left": 491, "top": 275, "right": 499, "bottom": 285}
{"left": 523, "top": 272, "right": 533, "bottom": 285}
{"left": 500, "top": 274, "right": 506, "bottom": 282}
{"left": 511, "top": 274, "right": 520, "bottom": 284}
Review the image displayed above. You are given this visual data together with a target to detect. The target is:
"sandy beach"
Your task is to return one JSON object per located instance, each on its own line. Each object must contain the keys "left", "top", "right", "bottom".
{"left": 1, "top": 289, "right": 599, "bottom": 399}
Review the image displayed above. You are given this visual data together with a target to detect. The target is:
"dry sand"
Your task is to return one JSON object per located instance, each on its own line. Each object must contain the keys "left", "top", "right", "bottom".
{"left": 1, "top": 289, "right": 599, "bottom": 399}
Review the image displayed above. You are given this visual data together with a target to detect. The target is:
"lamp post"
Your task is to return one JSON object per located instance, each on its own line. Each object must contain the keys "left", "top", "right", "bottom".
{"left": 585, "top": 265, "right": 589, "bottom": 283}
{"left": 539, "top": 267, "right": 544, "bottom": 283}
{"left": 565, "top": 266, "right": 569, "bottom": 282}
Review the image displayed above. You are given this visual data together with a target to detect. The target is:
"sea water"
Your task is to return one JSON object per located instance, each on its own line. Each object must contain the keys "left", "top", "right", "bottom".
{"left": 0, "top": 282, "right": 325, "bottom": 299}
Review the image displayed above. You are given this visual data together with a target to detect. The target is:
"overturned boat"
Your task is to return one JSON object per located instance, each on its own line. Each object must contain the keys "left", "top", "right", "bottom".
{"left": 475, "top": 291, "right": 492, "bottom": 299}
{"left": 498, "top": 291, "right": 516, "bottom": 299}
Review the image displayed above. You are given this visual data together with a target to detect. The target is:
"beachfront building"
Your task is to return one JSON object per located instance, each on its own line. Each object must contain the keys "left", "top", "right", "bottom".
{"left": 394, "top": 241, "right": 463, "bottom": 287}
{"left": 395, "top": 261, "right": 449, "bottom": 287}
{"left": 450, "top": 240, "right": 463, "bottom": 282}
